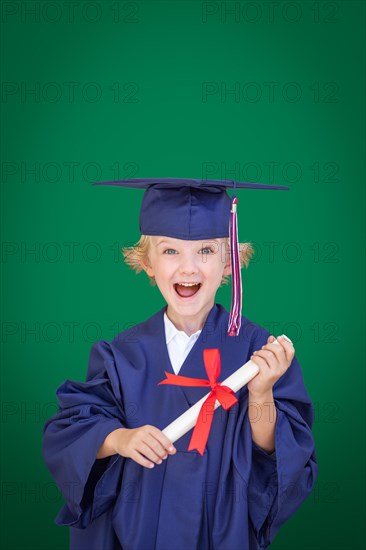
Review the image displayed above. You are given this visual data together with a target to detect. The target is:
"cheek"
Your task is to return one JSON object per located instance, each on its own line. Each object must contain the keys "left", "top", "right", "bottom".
{"left": 203, "top": 259, "right": 226, "bottom": 284}
{"left": 154, "top": 263, "right": 174, "bottom": 285}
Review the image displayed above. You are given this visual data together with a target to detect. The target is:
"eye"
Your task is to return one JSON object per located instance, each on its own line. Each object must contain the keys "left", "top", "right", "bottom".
{"left": 163, "top": 249, "right": 178, "bottom": 255}
{"left": 199, "top": 246, "right": 215, "bottom": 255}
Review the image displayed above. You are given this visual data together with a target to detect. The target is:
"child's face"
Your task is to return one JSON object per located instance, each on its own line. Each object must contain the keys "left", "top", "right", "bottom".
{"left": 142, "top": 236, "right": 231, "bottom": 330}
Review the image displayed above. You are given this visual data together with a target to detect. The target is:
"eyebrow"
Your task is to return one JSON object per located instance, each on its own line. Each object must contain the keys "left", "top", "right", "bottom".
{"left": 156, "top": 240, "right": 173, "bottom": 247}
{"left": 156, "top": 239, "right": 220, "bottom": 247}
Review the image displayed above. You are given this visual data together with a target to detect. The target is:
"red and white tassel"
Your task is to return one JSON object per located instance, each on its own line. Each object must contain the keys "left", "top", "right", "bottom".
{"left": 227, "top": 196, "right": 242, "bottom": 337}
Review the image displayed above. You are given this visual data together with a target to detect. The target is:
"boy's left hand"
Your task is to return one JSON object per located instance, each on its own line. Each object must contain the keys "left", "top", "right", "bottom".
{"left": 247, "top": 335, "right": 295, "bottom": 399}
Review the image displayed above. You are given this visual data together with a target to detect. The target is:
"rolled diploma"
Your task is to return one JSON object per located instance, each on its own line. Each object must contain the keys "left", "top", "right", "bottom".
{"left": 162, "top": 335, "right": 292, "bottom": 444}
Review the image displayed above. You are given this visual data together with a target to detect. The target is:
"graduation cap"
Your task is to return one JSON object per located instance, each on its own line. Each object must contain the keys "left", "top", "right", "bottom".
{"left": 93, "top": 178, "right": 289, "bottom": 336}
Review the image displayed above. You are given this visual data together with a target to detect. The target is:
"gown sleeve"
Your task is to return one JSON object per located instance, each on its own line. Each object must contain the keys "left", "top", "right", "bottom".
{"left": 42, "top": 340, "right": 126, "bottom": 529}
{"left": 245, "top": 346, "right": 318, "bottom": 549}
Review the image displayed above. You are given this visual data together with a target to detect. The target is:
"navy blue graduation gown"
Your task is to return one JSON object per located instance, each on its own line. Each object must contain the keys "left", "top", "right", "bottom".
{"left": 43, "top": 304, "right": 317, "bottom": 550}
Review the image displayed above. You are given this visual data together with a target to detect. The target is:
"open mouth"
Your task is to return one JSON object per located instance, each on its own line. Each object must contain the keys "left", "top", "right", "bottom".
{"left": 174, "top": 283, "right": 201, "bottom": 298}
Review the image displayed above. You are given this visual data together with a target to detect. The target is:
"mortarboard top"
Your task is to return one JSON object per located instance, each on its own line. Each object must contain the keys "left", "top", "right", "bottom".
{"left": 92, "top": 178, "right": 289, "bottom": 241}
{"left": 93, "top": 178, "right": 289, "bottom": 336}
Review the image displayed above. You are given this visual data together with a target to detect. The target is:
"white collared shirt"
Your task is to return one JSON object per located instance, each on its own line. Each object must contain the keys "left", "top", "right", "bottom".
{"left": 164, "top": 313, "right": 202, "bottom": 374}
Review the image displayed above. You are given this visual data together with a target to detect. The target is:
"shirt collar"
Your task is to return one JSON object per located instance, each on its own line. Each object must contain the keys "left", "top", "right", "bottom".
{"left": 164, "top": 312, "right": 202, "bottom": 345}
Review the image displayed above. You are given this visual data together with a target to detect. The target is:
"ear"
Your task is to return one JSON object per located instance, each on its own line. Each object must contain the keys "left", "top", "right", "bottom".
{"left": 140, "top": 256, "right": 154, "bottom": 278}
{"left": 223, "top": 258, "right": 232, "bottom": 277}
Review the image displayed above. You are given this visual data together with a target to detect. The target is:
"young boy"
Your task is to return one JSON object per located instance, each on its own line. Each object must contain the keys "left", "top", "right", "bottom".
{"left": 43, "top": 179, "right": 317, "bottom": 550}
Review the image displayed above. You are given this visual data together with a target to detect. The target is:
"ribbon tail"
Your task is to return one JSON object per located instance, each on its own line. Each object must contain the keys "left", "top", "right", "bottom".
{"left": 188, "top": 393, "right": 216, "bottom": 456}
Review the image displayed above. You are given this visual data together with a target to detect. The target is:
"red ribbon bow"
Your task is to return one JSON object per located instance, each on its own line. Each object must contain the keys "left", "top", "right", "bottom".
{"left": 158, "top": 348, "right": 238, "bottom": 456}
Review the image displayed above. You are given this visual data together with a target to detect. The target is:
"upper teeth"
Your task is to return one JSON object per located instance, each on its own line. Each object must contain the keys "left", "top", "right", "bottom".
{"left": 178, "top": 283, "right": 199, "bottom": 287}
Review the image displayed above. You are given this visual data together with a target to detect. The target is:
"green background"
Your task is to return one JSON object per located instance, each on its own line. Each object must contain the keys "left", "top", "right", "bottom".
{"left": 1, "top": 1, "right": 365, "bottom": 548}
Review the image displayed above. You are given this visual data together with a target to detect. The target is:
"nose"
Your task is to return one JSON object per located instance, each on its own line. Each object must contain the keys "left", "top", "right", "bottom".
{"left": 179, "top": 250, "right": 199, "bottom": 275}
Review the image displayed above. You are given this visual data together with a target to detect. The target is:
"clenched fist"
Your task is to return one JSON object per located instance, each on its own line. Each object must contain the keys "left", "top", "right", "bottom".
{"left": 97, "top": 425, "right": 177, "bottom": 469}
{"left": 247, "top": 335, "right": 295, "bottom": 399}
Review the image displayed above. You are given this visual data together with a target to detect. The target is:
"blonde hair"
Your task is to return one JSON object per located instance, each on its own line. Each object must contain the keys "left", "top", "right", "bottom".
{"left": 122, "top": 235, "right": 254, "bottom": 286}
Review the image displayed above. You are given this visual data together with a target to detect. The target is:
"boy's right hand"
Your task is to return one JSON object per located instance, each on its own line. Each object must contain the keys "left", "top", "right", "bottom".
{"left": 99, "top": 425, "right": 177, "bottom": 469}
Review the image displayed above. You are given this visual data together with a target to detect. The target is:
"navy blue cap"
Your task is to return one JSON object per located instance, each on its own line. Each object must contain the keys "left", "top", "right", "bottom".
{"left": 93, "top": 178, "right": 289, "bottom": 240}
